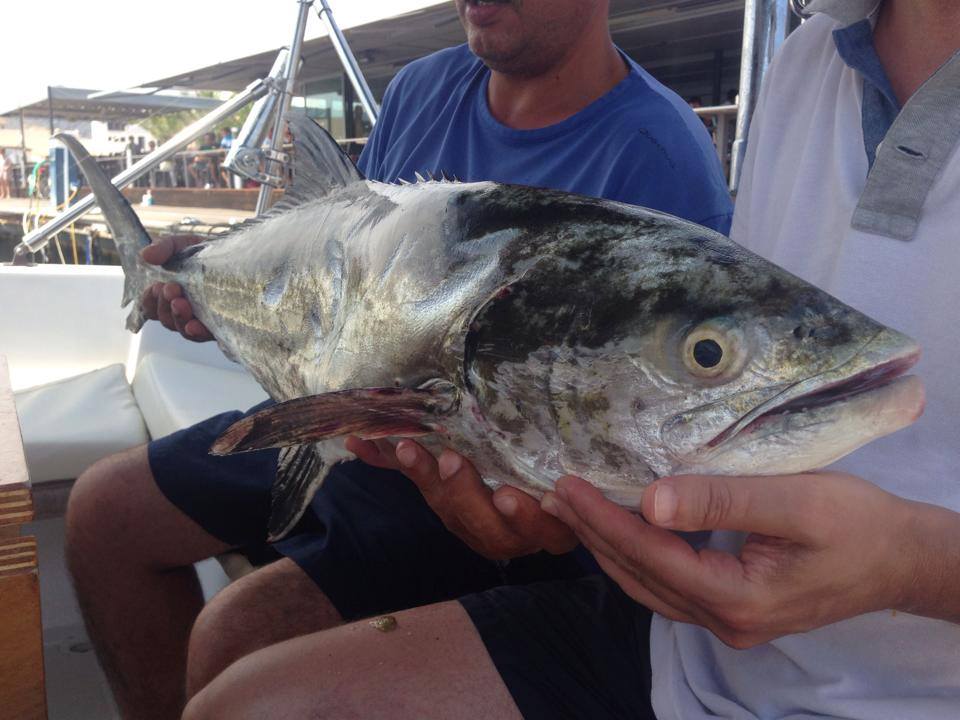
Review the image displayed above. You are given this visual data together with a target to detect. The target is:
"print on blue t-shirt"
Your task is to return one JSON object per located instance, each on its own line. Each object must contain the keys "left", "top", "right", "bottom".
{"left": 357, "top": 44, "right": 732, "bottom": 234}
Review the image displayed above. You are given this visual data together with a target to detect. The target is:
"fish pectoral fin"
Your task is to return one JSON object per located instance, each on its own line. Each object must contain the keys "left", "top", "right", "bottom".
{"left": 210, "top": 382, "right": 459, "bottom": 455}
{"left": 268, "top": 444, "right": 326, "bottom": 541}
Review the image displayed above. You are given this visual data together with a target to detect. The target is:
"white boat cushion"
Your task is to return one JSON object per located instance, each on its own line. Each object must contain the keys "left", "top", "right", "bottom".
{"left": 15, "top": 364, "right": 149, "bottom": 483}
{"left": 132, "top": 353, "right": 268, "bottom": 440}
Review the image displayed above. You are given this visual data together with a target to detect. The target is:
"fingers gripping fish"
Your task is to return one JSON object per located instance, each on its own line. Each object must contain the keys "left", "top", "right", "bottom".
{"left": 58, "top": 117, "right": 924, "bottom": 542}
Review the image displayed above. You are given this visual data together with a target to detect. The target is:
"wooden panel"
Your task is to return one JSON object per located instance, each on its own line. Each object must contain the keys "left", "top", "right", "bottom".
{"left": 0, "top": 356, "right": 46, "bottom": 720}
{"left": 0, "top": 355, "right": 32, "bottom": 527}
{"left": 0, "top": 538, "right": 46, "bottom": 720}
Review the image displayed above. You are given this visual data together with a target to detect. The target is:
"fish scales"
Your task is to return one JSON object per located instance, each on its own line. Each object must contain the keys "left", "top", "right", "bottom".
{"left": 57, "top": 117, "right": 925, "bottom": 540}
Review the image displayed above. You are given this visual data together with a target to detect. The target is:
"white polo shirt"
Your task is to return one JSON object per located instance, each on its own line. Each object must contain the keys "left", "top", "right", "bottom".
{"left": 651, "top": 11, "right": 960, "bottom": 720}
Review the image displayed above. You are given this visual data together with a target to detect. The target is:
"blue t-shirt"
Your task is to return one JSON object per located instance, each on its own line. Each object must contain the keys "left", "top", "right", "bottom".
{"left": 357, "top": 44, "right": 732, "bottom": 234}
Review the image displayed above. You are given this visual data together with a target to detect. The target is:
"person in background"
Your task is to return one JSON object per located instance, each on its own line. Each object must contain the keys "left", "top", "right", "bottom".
{"left": 0, "top": 149, "right": 12, "bottom": 199}
{"left": 188, "top": 132, "right": 218, "bottom": 188}
{"left": 217, "top": 128, "right": 234, "bottom": 187}
{"left": 218, "top": 127, "right": 233, "bottom": 151}
{"left": 686, "top": 94, "right": 713, "bottom": 133}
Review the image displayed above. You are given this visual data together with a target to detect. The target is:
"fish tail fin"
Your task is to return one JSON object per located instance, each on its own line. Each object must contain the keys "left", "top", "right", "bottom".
{"left": 55, "top": 133, "right": 152, "bottom": 331}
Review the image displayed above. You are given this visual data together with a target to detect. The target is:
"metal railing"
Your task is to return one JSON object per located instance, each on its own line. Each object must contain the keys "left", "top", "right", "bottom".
{"left": 729, "top": 0, "right": 791, "bottom": 193}
{"left": 693, "top": 104, "right": 738, "bottom": 182}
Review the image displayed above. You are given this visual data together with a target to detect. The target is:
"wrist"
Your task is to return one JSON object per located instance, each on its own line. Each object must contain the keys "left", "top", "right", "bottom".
{"left": 892, "top": 499, "right": 960, "bottom": 623}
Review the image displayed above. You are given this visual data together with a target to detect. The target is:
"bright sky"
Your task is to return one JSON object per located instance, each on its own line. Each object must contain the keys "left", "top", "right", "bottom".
{"left": 0, "top": 0, "right": 447, "bottom": 113}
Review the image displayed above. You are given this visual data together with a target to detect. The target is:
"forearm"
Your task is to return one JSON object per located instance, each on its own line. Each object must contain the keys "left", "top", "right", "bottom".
{"left": 896, "top": 500, "right": 960, "bottom": 624}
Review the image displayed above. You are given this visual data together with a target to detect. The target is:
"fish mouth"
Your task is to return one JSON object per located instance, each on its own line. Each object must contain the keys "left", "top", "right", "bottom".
{"left": 708, "top": 341, "right": 921, "bottom": 450}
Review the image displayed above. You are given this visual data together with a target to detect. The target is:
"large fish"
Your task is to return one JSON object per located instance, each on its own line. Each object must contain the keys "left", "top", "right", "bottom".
{"left": 58, "top": 117, "right": 924, "bottom": 541}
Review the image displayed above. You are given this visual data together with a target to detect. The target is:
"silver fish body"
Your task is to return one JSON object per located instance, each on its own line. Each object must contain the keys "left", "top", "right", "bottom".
{"left": 59, "top": 118, "right": 924, "bottom": 539}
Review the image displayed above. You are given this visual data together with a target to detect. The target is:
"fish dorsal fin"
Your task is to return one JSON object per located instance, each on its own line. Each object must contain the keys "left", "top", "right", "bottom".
{"left": 270, "top": 113, "right": 365, "bottom": 210}
{"left": 227, "top": 114, "right": 365, "bottom": 229}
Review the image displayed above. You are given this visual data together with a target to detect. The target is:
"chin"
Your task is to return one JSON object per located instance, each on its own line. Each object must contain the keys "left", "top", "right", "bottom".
{"left": 469, "top": 35, "right": 553, "bottom": 76}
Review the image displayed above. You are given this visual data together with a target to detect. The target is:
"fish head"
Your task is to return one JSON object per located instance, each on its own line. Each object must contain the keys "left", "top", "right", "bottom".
{"left": 462, "top": 191, "right": 923, "bottom": 500}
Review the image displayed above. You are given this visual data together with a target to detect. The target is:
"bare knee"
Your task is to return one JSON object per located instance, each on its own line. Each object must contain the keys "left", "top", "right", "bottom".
{"left": 186, "top": 558, "right": 341, "bottom": 698}
{"left": 186, "top": 585, "right": 251, "bottom": 698}
{"left": 66, "top": 446, "right": 151, "bottom": 571}
{"left": 184, "top": 642, "right": 329, "bottom": 720}
{"left": 182, "top": 662, "right": 257, "bottom": 720}
{"left": 67, "top": 444, "right": 229, "bottom": 578}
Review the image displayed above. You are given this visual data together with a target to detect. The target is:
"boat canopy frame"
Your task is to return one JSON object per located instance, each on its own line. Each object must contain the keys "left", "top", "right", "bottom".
{"left": 13, "top": 0, "right": 380, "bottom": 262}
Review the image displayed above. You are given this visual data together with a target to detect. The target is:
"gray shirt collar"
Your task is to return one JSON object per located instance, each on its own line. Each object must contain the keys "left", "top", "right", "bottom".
{"left": 805, "top": 0, "right": 881, "bottom": 24}
{"left": 851, "top": 50, "right": 960, "bottom": 241}
{"left": 808, "top": 0, "right": 960, "bottom": 241}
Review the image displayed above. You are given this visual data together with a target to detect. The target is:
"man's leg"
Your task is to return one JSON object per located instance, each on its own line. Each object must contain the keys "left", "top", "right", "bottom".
{"left": 182, "top": 460, "right": 509, "bottom": 701}
{"left": 66, "top": 446, "right": 232, "bottom": 719}
{"left": 182, "top": 575, "right": 656, "bottom": 720}
{"left": 182, "top": 601, "right": 523, "bottom": 720}
{"left": 66, "top": 402, "right": 284, "bottom": 720}
{"left": 185, "top": 558, "right": 342, "bottom": 698}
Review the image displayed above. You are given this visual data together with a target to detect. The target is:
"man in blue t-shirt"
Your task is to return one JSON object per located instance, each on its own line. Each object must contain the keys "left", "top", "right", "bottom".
{"left": 68, "top": 2, "right": 731, "bottom": 718}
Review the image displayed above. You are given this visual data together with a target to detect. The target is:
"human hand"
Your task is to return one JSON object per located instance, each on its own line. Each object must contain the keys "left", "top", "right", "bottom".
{"left": 541, "top": 471, "right": 926, "bottom": 648}
{"left": 140, "top": 235, "right": 213, "bottom": 341}
{"left": 345, "top": 436, "right": 577, "bottom": 560}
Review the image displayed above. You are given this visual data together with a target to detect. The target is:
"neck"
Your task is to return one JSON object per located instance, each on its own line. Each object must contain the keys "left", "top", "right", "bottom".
{"left": 486, "top": 28, "right": 627, "bottom": 130}
{"left": 874, "top": 0, "right": 960, "bottom": 105}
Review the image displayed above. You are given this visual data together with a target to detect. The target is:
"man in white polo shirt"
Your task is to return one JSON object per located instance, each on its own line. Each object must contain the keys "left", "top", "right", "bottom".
{"left": 544, "top": 0, "right": 960, "bottom": 717}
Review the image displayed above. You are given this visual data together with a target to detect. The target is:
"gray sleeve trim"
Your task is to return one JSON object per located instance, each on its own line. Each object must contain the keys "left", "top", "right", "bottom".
{"left": 852, "top": 50, "right": 960, "bottom": 241}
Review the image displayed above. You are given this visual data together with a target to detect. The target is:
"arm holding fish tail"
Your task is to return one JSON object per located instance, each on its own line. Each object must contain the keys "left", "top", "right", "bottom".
{"left": 540, "top": 472, "right": 960, "bottom": 648}
{"left": 140, "top": 235, "right": 214, "bottom": 342}
{"left": 346, "top": 437, "right": 577, "bottom": 560}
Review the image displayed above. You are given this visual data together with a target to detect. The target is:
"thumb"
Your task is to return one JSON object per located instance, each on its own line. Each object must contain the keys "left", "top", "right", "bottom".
{"left": 141, "top": 236, "right": 175, "bottom": 265}
{"left": 141, "top": 234, "right": 202, "bottom": 265}
{"left": 641, "top": 474, "right": 814, "bottom": 540}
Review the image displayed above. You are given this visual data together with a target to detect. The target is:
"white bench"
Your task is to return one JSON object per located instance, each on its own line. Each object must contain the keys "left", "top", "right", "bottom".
{"left": 3, "top": 265, "right": 267, "bottom": 484}
{"left": 2, "top": 264, "right": 269, "bottom": 597}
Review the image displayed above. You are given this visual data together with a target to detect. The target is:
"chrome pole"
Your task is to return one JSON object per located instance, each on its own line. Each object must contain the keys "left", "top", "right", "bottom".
{"left": 13, "top": 79, "right": 271, "bottom": 260}
{"left": 316, "top": 0, "right": 380, "bottom": 125}
{"left": 729, "top": 0, "right": 790, "bottom": 194}
{"left": 224, "top": 49, "right": 290, "bottom": 183}
{"left": 254, "top": 0, "right": 314, "bottom": 216}
{"left": 18, "top": 110, "right": 28, "bottom": 193}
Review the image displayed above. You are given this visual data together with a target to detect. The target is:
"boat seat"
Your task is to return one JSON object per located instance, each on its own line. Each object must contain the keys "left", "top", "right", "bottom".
{"left": 16, "top": 353, "right": 269, "bottom": 594}
{"left": 15, "top": 364, "right": 149, "bottom": 484}
{"left": 131, "top": 353, "right": 268, "bottom": 440}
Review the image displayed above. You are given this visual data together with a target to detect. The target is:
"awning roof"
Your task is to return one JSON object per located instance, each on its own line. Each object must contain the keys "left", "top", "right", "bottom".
{"left": 145, "top": 0, "right": 746, "bottom": 98}
{"left": 145, "top": 3, "right": 467, "bottom": 96}
{"left": 0, "top": 87, "right": 221, "bottom": 121}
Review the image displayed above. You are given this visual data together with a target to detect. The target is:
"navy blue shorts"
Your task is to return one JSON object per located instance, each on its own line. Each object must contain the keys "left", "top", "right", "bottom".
{"left": 149, "top": 405, "right": 654, "bottom": 718}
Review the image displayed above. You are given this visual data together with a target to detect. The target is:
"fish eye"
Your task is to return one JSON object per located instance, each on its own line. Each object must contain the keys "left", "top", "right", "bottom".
{"left": 681, "top": 321, "right": 744, "bottom": 379}
{"left": 693, "top": 339, "right": 723, "bottom": 368}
